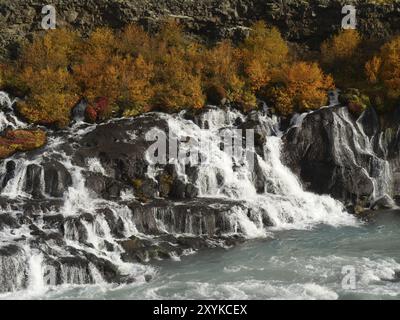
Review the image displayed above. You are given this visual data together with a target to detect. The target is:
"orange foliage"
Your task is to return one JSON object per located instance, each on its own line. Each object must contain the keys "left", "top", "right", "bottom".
{"left": 366, "top": 36, "right": 400, "bottom": 104}
{"left": 241, "top": 22, "right": 288, "bottom": 92}
{"left": 202, "top": 41, "right": 247, "bottom": 105}
{"left": 0, "top": 129, "right": 47, "bottom": 159}
{"left": 151, "top": 22, "right": 205, "bottom": 111}
{"left": 4, "top": 21, "right": 344, "bottom": 124}
{"left": 13, "top": 29, "right": 79, "bottom": 127}
{"left": 268, "top": 62, "right": 334, "bottom": 115}
{"left": 321, "top": 30, "right": 361, "bottom": 65}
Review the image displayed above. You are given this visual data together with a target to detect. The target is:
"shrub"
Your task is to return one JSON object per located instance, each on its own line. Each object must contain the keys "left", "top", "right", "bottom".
{"left": 115, "top": 55, "right": 155, "bottom": 117}
{"left": 152, "top": 51, "right": 205, "bottom": 111}
{"left": 201, "top": 41, "right": 246, "bottom": 106}
{"left": 13, "top": 29, "right": 79, "bottom": 127}
{"left": 320, "top": 30, "right": 364, "bottom": 88}
{"left": 339, "top": 88, "right": 371, "bottom": 116}
{"left": 365, "top": 36, "right": 400, "bottom": 110}
{"left": 151, "top": 23, "right": 205, "bottom": 111}
{"left": 241, "top": 22, "right": 288, "bottom": 92}
{"left": 266, "top": 62, "right": 334, "bottom": 115}
{"left": 16, "top": 67, "right": 78, "bottom": 127}
{"left": 118, "top": 24, "right": 152, "bottom": 59}
{"left": 205, "top": 84, "right": 227, "bottom": 105}
{"left": 265, "top": 86, "right": 294, "bottom": 116}
{"left": 321, "top": 30, "right": 361, "bottom": 65}
{"left": 0, "top": 129, "right": 47, "bottom": 159}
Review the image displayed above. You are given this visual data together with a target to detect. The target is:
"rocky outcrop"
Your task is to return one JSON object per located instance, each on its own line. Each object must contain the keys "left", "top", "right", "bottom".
{"left": 1, "top": 0, "right": 400, "bottom": 59}
{"left": 282, "top": 106, "right": 398, "bottom": 211}
{"left": 1, "top": 98, "right": 400, "bottom": 293}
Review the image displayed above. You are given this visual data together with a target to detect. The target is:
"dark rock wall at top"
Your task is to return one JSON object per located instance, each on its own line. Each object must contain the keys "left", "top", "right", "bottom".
{"left": 0, "top": 0, "right": 400, "bottom": 59}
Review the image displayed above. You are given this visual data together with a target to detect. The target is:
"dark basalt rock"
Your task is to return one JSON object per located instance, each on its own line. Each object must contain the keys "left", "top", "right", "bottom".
{"left": 282, "top": 106, "right": 386, "bottom": 208}
{"left": 98, "top": 207, "right": 126, "bottom": 239}
{"left": 1, "top": 160, "right": 16, "bottom": 189}
{"left": 43, "top": 160, "right": 73, "bottom": 198}
{"left": 24, "top": 164, "right": 43, "bottom": 199}
{"left": 1, "top": 0, "right": 400, "bottom": 60}
{"left": 0, "top": 214, "right": 20, "bottom": 230}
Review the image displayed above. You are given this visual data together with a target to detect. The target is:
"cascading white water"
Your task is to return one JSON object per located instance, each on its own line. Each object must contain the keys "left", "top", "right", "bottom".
{"left": 146, "top": 108, "right": 357, "bottom": 237}
{"left": 333, "top": 108, "right": 392, "bottom": 200}
{"left": 0, "top": 91, "right": 25, "bottom": 131}
{"left": 0, "top": 92, "right": 359, "bottom": 296}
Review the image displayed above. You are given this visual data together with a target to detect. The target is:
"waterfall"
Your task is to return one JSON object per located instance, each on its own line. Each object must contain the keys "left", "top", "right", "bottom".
{"left": 158, "top": 109, "right": 356, "bottom": 232}
{"left": 0, "top": 91, "right": 25, "bottom": 131}
{"left": 333, "top": 108, "right": 392, "bottom": 201}
{"left": 0, "top": 92, "right": 360, "bottom": 295}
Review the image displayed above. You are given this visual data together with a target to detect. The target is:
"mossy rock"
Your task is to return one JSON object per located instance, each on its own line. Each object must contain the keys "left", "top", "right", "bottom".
{"left": 339, "top": 88, "right": 371, "bottom": 116}
{"left": 158, "top": 173, "right": 174, "bottom": 198}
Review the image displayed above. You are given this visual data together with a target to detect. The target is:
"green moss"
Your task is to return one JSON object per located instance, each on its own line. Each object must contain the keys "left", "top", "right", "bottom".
{"left": 158, "top": 173, "right": 174, "bottom": 198}
{"left": 339, "top": 88, "right": 372, "bottom": 116}
{"left": 130, "top": 178, "right": 149, "bottom": 202}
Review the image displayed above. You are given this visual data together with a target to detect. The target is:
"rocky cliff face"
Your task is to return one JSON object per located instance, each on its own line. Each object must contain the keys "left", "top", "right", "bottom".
{"left": 1, "top": 94, "right": 360, "bottom": 292}
{"left": 1, "top": 0, "right": 400, "bottom": 59}
{"left": 282, "top": 106, "right": 400, "bottom": 212}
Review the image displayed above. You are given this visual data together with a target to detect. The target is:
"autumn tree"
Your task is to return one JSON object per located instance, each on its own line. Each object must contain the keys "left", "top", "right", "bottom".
{"left": 365, "top": 36, "right": 400, "bottom": 111}
{"left": 14, "top": 29, "right": 79, "bottom": 127}
{"left": 241, "top": 22, "right": 289, "bottom": 93}
{"left": 320, "top": 30, "right": 364, "bottom": 88}
{"left": 201, "top": 41, "right": 247, "bottom": 106}
{"left": 151, "top": 21, "right": 205, "bottom": 111}
{"left": 266, "top": 62, "right": 334, "bottom": 116}
{"left": 117, "top": 24, "right": 152, "bottom": 59}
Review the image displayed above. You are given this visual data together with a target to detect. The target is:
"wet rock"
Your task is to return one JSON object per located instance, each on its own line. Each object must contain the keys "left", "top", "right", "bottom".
{"left": 0, "top": 214, "right": 19, "bottom": 230}
{"left": 57, "top": 256, "right": 94, "bottom": 284}
{"left": 0, "top": 245, "right": 28, "bottom": 293}
{"left": 71, "top": 100, "right": 87, "bottom": 122}
{"left": 43, "top": 160, "right": 73, "bottom": 198}
{"left": 64, "top": 216, "right": 88, "bottom": 243}
{"left": 24, "top": 164, "right": 43, "bottom": 198}
{"left": 98, "top": 207, "right": 126, "bottom": 239}
{"left": 120, "top": 236, "right": 176, "bottom": 263}
{"left": 282, "top": 106, "right": 384, "bottom": 207}
{"left": 1, "top": 160, "right": 15, "bottom": 189}
{"left": 358, "top": 107, "right": 380, "bottom": 138}
{"left": 371, "top": 195, "right": 396, "bottom": 210}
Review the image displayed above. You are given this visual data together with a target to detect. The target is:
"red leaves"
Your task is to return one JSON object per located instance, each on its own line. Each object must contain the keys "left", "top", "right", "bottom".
{"left": 0, "top": 129, "right": 47, "bottom": 159}
{"left": 85, "top": 97, "right": 111, "bottom": 123}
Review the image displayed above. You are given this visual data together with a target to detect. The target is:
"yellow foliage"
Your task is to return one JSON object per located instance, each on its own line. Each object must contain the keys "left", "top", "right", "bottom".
{"left": 17, "top": 67, "right": 78, "bottom": 127}
{"left": 19, "top": 29, "right": 79, "bottom": 71}
{"left": 6, "top": 21, "right": 345, "bottom": 124}
{"left": 365, "top": 36, "right": 400, "bottom": 106}
{"left": 283, "top": 62, "right": 334, "bottom": 111}
{"left": 241, "top": 22, "right": 288, "bottom": 91}
{"left": 117, "top": 24, "right": 151, "bottom": 58}
{"left": 270, "top": 62, "right": 334, "bottom": 115}
{"left": 151, "top": 23, "right": 206, "bottom": 111}
{"left": 152, "top": 48, "right": 205, "bottom": 111}
{"left": 117, "top": 55, "right": 155, "bottom": 117}
{"left": 365, "top": 56, "right": 382, "bottom": 84}
{"left": 321, "top": 30, "right": 361, "bottom": 65}
{"left": 202, "top": 41, "right": 246, "bottom": 103}
{"left": 14, "top": 29, "right": 79, "bottom": 127}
